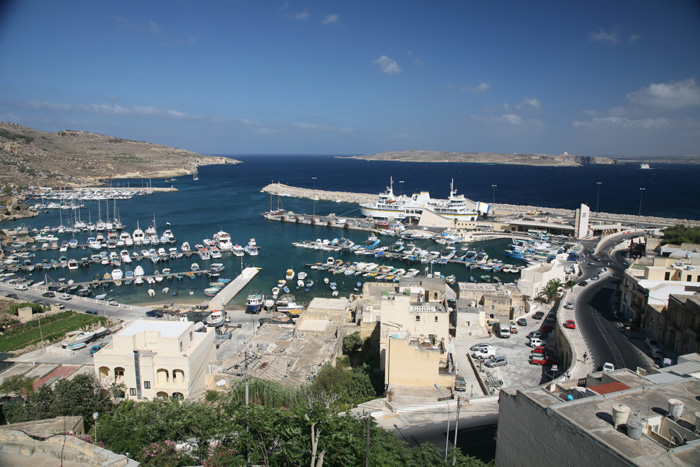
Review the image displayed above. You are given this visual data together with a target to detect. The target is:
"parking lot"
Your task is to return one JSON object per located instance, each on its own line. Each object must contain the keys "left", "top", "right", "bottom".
{"left": 452, "top": 304, "right": 561, "bottom": 394}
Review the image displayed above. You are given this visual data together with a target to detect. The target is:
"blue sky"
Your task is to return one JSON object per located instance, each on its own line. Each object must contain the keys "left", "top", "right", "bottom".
{"left": 0, "top": 0, "right": 698, "bottom": 157}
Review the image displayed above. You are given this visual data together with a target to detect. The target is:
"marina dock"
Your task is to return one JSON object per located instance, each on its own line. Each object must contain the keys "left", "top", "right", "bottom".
{"left": 207, "top": 267, "right": 260, "bottom": 310}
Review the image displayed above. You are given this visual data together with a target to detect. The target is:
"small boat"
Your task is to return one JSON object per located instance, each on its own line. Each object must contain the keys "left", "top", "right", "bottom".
{"left": 285, "top": 269, "right": 294, "bottom": 280}
{"left": 148, "top": 288, "right": 155, "bottom": 297}
{"left": 61, "top": 331, "right": 95, "bottom": 348}
{"left": 205, "top": 310, "right": 226, "bottom": 327}
{"left": 203, "top": 287, "right": 220, "bottom": 297}
{"left": 245, "top": 290, "right": 264, "bottom": 314}
{"left": 66, "top": 342, "right": 87, "bottom": 350}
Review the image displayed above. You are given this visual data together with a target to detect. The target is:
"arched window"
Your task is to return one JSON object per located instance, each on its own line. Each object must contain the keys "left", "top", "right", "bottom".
{"left": 172, "top": 392, "right": 184, "bottom": 400}
{"left": 114, "top": 367, "right": 125, "bottom": 383}
{"left": 156, "top": 391, "right": 168, "bottom": 398}
{"left": 157, "top": 368, "right": 170, "bottom": 384}
{"left": 98, "top": 366, "right": 111, "bottom": 382}
{"left": 173, "top": 369, "right": 185, "bottom": 384}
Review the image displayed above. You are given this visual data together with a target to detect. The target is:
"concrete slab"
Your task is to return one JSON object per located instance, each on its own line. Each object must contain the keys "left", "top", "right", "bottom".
{"left": 207, "top": 267, "right": 260, "bottom": 310}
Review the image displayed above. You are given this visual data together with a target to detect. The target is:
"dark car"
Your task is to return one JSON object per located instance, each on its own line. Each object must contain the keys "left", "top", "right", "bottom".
{"left": 85, "top": 310, "right": 99, "bottom": 315}
{"left": 577, "top": 281, "right": 588, "bottom": 287}
{"left": 146, "top": 310, "right": 163, "bottom": 318}
{"left": 533, "top": 311, "right": 544, "bottom": 320}
{"left": 517, "top": 318, "right": 527, "bottom": 326}
{"left": 5, "top": 293, "right": 19, "bottom": 299}
{"left": 42, "top": 291, "right": 56, "bottom": 298}
{"left": 539, "top": 324, "right": 554, "bottom": 333}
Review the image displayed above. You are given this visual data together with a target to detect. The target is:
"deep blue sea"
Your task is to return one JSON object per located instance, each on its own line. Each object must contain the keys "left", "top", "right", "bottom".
{"left": 4, "top": 155, "right": 700, "bottom": 307}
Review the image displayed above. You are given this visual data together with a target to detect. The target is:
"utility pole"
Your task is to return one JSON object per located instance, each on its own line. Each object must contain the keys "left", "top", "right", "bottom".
{"left": 245, "top": 349, "right": 250, "bottom": 465}
{"left": 452, "top": 396, "right": 461, "bottom": 466}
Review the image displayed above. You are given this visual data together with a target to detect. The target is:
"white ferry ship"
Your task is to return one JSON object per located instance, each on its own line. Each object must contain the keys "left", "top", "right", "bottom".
{"left": 360, "top": 178, "right": 488, "bottom": 221}
{"left": 640, "top": 163, "right": 650, "bottom": 169}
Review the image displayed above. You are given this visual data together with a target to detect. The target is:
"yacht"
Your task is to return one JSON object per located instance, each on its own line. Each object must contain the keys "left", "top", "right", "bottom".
{"left": 214, "top": 231, "right": 233, "bottom": 251}
{"left": 181, "top": 241, "right": 191, "bottom": 252}
{"left": 132, "top": 222, "right": 145, "bottom": 246}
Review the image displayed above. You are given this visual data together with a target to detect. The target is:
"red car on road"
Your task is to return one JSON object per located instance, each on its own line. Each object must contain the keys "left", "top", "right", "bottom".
{"left": 564, "top": 320, "right": 576, "bottom": 329}
{"left": 532, "top": 346, "right": 547, "bottom": 354}
{"left": 529, "top": 355, "right": 561, "bottom": 366}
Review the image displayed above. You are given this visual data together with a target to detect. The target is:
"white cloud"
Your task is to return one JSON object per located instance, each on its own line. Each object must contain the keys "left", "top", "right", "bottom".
{"left": 590, "top": 29, "right": 619, "bottom": 45}
{"left": 294, "top": 10, "right": 309, "bottom": 20}
{"left": 450, "top": 82, "right": 491, "bottom": 94}
{"left": 293, "top": 121, "right": 353, "bottom": 133}
{"left": 623, "top": 79, "right": 700, "bottom": 113}
{"left": 516, "top": 97, "right": 541, "bottom": 111}
{"left": 322, "top": 13, "right": 339, "bottom": 24}
{"left": 572, "top": 116, "right": 670, "bottom": 129}
{"left": 471, "top": 113, "right": 544, "bottom": 129}
{"left": 11, "top": 100, "right": 202, "bottom": 121}
{"left": 629, "top": 33, "right": 641, "bottom": 43}
{"left": 373, "top": 55, "right": 402, "bottom": 75}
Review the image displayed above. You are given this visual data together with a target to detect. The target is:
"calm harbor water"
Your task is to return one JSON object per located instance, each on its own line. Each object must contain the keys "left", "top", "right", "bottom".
{"left": 5, "top": 155, "right": 699, "bottom": 307}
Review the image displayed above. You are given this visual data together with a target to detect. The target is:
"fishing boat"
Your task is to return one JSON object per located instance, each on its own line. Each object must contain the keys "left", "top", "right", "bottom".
{"left": 61, "top": 331, "right": 95, "bottom": 348}
{"left": 285, "top": 269, "right": 295, "bottom": 280}
{"left": 245, "top": 290, "right": 264, "bottom": 314}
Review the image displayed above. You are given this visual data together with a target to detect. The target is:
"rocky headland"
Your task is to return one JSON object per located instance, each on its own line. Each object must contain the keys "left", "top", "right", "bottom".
{"left": 0, "top": 122, "right": 239, "bottom": 188}
{"left": 343, "top": 151, "right": 619, "bottom": 167}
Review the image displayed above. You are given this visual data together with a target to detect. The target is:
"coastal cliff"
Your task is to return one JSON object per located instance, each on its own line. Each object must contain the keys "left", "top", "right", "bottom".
{"left": 344, "top": 151, "right": 618, "bottom": 167}
{"left": 0, "top": 122, "right": 239, "bottom": 187}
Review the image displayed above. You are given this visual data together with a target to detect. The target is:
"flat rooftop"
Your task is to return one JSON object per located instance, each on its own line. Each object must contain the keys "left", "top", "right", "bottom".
{"left": 118, "top": 320, "right": 190, "bottom": 338}
{"left": 515, "top": 370, "right": 700, "bottom": 466}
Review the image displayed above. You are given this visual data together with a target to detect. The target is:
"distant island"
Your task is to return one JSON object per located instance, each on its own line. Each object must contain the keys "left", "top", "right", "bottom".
{"left": 0, "top": 122, "right": 239, "bottom": 187}
{"left": 343, "top": 150, "right": 700, "bottom": 167}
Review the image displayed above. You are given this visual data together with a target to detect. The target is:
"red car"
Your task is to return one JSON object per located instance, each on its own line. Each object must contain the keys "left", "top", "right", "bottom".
{"left": 530, "top": 355, "right": 561, "bottom": 366}
{"left": 539, "top": 324, "right": 554, "bottom": 333}
{"left": 564, "top": 320, "right": 576, "bottom": 329}
{"left": 532, "top": 345, "right": 547, "bottom": 354}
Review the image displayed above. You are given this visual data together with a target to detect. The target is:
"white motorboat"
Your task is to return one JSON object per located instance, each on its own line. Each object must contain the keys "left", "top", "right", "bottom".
{"left": 214, "top": 230, "right": 233, "bottom": 251}
{"left": 205, "top": 310, "right": 226, "bottom": 327}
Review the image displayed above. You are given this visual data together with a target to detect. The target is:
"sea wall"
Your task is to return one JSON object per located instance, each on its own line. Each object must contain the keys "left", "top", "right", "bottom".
{"left": 261, "top": 183, "right": 700, "bottom": 227}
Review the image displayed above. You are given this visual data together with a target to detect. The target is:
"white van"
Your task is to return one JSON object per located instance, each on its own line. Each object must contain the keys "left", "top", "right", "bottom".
{"left": 494, "top": 321, "right": 510, "bottom": 339}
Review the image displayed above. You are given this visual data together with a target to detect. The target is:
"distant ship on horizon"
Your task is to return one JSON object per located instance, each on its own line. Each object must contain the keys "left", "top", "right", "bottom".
{"left": 640, "top": 163, "right": 651, "bottom": 169}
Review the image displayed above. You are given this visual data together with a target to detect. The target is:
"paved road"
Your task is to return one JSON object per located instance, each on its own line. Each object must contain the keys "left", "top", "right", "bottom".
{"left": 575, "top": 234, "right": 650, "bottom": 371}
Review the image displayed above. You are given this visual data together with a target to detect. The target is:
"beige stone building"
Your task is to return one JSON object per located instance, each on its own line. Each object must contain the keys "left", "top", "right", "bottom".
{"left": 93, "top": 320, "right": 216, "bottom": 400}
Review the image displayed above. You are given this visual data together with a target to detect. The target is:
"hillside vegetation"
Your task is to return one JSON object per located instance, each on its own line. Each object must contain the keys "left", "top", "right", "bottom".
{"left": 0, "top": 122, "right": 238, "bottom": 187}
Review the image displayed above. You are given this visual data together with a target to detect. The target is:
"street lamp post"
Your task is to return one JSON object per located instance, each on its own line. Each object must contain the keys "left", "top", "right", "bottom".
{"left": 399, "top": 180, "right": 404, "bottom": 197}
{"left": 312, "top": 177, "right": 317, "bottom": 219}
{"left": 596, "top": 182, "right": 602, "bottom": 212}
{"left": 638, "top": 187, "right": 645, "bottom": 216}
{"left": 92, "top": 412, "right": 99, "bottom": 444}
{"left": 491, "top": 184, "right": 497, "bottom": 205}
{"left": 434, "top": 384, "right": 450, "bottom": 460}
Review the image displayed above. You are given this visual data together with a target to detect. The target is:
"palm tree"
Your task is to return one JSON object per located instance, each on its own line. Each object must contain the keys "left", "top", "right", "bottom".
{"left": 538, "top": 279, "right": 563, "bottom": 303}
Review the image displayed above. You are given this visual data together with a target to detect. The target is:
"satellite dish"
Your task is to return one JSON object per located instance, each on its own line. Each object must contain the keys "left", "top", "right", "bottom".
{"left": 669, "top": 428, "right": 686, "bottom": 446}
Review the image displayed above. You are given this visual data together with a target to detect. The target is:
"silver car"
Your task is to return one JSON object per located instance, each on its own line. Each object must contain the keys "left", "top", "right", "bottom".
{"left": 485, "top": 356, "right": 508, "bottom": 368}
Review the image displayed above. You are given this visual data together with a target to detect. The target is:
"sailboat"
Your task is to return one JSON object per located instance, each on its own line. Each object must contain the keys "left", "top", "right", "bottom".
{"left": 193, "top": 167, "right": 199, "bottom": 181}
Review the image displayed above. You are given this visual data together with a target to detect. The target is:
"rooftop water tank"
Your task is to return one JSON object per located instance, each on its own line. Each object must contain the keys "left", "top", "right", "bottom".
{"left": 668, "top": 399, "right": 684, "bottom": 419}
{"left": 612, "top": 404, "right": 631, "bottom": 428}
{"left": 627, "top": 420, "right": 643, "bottom": 440}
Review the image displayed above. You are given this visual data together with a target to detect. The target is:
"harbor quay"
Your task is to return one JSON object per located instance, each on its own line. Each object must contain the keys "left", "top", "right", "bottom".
{"left": 261, "top": 182, "right": 700, "bottom": 228}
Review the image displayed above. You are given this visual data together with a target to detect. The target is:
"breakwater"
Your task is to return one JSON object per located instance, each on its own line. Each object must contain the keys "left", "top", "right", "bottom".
{"left": 261, "top": 183, "right": 700, "bottom": 228}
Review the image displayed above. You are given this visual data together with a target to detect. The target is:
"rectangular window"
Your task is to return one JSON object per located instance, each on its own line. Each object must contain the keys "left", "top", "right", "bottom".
{"left": 687, "top": 275, "right": 692, "bottom": 281}
{"left": 144, "top": 381, "right": 151, "bottom": 389}
{"left": 434, "top": 316, "right": 439, "bottom": 322}
{"left": 129, "top": 388, "right": 136, "bottom": 396}
{"left": 415, "top": 315, "right": 420, "bottom": 322}
{"left": 665, "top": 272, "right": 670, "bottom": 280}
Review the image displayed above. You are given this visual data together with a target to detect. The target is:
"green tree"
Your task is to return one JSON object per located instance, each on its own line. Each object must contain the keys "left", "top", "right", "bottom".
{"left": 0, "top": 375, "right": 34, "bottom": 398}
{"left": 342, "top": 331, "right": 363, "bottom": 354}
{"left": 662, "top": 224, "right": 700, "bottom": 245}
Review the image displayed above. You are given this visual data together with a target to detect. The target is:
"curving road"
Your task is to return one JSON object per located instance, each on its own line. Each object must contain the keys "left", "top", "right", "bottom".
{"left": 574, "top": 234, "right": 650, "bottom": 371}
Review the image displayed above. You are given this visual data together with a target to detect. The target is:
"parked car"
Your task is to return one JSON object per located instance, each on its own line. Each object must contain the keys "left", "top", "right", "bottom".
{"left": 454, "top": 375, "right": 466, "bottom": 392}
{"left": 529, "top": 354, "right": 561, "bottom": 366}
{"left": 532, "top": 345, "right": 547, "bottom": 354}
{"left": 90, "top": 344, "right": 104, "bottom": 355}
{"left": 15, "top": 284, "right": 28, "bottom": 291}
{"left": 539, "top": 325, "right": 554, "bottom": 333}
{"left": 85, "top": 310, "right": 98, "bottom": 315}
{"left": 472, "top": 347, "right": 496, "bottom": 359}
{"left": 603, "top": 362, "right": 615, "bottom": 371}
{"left": 59, "top": 293, "right": 72, "bottom": 300}
{"left": 529, "top": 338, "right": 543, "bottom": 348}
{"left": 509, "top": 324, "right": 518, "bottom": 334}
{"left": 533, "top": 311, "right": 544, "bottom": 320}
{"left": 146, "top": 310, "right": 164, "bottom": 318}
{"left": 577, "top": 281, "right": 588, "bottom": 287}
{"left": 5, "top": 293, "right": 19, "bottom": 299}
{"left": 485, "top": 356, "right": 508, "bottom": 368}
{"left": 42, "top": 291, "right": 56, "bottom": 298}
{"left": 470, "top": 343, "right": 494, "bottom": 352}
{"left": 564, "top": 302, "right": 574, "bottom": 310}
{"left": 564, "top": 320, "right": 576, "bottom": 329}
{"left": 517, "top": 318, "right": 527, "bottom": 326}
{"left": 528, "top": 331, "right": 544, "bottom": 340}
{"left": 591, "top": 274, "right": 600, "bottom": 280}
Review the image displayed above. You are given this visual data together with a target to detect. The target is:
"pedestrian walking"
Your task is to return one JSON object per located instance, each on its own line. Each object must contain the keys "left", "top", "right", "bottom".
{"left": 583, "top": 352, "right": 588, "bottom": 363}
{"left": 566, "top": 370, "right": 572, "bottom": 380}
